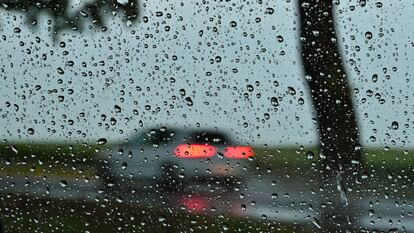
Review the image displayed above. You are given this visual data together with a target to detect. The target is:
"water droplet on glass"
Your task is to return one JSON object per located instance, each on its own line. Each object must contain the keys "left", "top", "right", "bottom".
{"left": 97, "top": 138, "right": 107, "bottom": 145}
{"left": 306, "top": 151, "right": 314, "bottom": 160}
{"left": 114, "top": 105, "right": 122, "bottom": 113}
{"left": 336, "top": 173, "right": 349, "bottom": 206}
{"left": 312, "top": 218, "right": 322, "bottom": 229}
{"left": 184, "top": 97, "right": 193, "bottom": 106}
{"left": 372, "top": 74, "right": 378, "bottom": 82}
{"left": 222, "top": 224, "right": 229, "bottom": 231}
{"left": 276, "top": 35, "right": 284, "bottom": 42}
{"left": 60, "top": 180, "right": 68, "bottom": 187}
{"left": 391, "top": 121, "right": 399, "bottom": 130}
{"left": 241, "top": 204, "right": 246, "bottom": 211}
{"left": 117, "top": 0, "right": 129, "bottom": 4}
{"left": 365, "top": 31, "right": 373, "bottom": 40}
{"left": 375, "top": 2, "right": 383, "bottom": 8}
{"left": 270, "top": 97, "right": 279, "bottom": 107}
{"left": 27, "top": 128, "right": 34, "bottom": 135}
{"left": 264, "top": 7, "right": 274, "bottom": 14}
{"left": 287, "top": 86, "right": 296, "bottom": 95}
{"left": 11, "top": 146, "right": 18, "bottom": 154}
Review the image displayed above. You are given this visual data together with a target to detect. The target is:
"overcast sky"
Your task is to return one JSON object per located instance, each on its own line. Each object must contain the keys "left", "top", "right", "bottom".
{"left": 0, "top": 0, "right": 412, "bottom": 149}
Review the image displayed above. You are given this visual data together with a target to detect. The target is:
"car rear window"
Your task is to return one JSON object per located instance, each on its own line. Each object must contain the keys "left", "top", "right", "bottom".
{"left": 131, "top": 128, "right": 176, "bottom": 146}
{"left": 189, "top": 131, "right": 230, "bottom": 145}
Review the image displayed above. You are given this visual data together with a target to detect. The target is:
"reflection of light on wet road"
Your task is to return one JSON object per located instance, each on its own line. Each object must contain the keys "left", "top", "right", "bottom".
{"left": 179, "top": 196, "right": 210, "bottom": 213}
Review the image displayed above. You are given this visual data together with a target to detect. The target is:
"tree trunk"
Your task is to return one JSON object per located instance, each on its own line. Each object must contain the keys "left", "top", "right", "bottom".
{"left": 298, "top": 0, "right": 364, "bottom": 231}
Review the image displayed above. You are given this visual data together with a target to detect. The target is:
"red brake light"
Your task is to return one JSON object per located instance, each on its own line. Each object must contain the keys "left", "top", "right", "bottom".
{"left": 174, "top": 144, "right": 217, "bottom": 158}
{"left": 223, "top": 146, "right": 254, "bottom": 159}
{"left": 180, "top": 196, "right": 208, "bottom": 213}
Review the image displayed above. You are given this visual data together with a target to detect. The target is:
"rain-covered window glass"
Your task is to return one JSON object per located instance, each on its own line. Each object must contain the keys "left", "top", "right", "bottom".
{"left": 0, "top": 0, "right": 412, "bottom": 232}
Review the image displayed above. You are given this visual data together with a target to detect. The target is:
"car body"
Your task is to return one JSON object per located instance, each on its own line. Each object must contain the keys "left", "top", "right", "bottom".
{"left": 98, "top": 127, "right": 254, "bottom": 193}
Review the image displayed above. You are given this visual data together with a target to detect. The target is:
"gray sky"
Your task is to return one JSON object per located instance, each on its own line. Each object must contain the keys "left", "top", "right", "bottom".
{"left": 0, "top": 0, "right": 412, "bottom": 149}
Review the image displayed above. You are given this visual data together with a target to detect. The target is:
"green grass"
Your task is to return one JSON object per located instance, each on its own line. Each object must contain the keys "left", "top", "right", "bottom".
{"left": 1, "top": 142, "right": 413, "bottom": 178}
{"left": 252, "top": 147, "right": 317, "bottom": 166}
{"left": 0, "top": 142, "right": 106, "bottom": 178}
{"left": 364, "top": 148, "right": 413, "bottom": 168}
{"left": 0, "top": 163, "right": 97, "bottom": 178}
{"left": 252, "top": 146, "right": 414, "bottom": 169}
{"left": 0, "top": 142, "right": 101, "bottom": 161}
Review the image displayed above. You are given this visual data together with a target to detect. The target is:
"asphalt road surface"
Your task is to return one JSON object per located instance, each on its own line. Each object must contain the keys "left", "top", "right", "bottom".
{"left": 1, "top": 173, "right": 414, "bottom": 232}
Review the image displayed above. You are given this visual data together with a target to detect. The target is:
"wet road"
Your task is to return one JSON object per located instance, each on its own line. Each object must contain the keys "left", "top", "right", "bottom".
{"left": 1, "top": 173, "right": 414, "bottom": 232}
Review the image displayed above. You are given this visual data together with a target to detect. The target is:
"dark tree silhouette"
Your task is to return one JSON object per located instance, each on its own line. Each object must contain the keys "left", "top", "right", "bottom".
{"left": 298, "top": 0, "right": 364, "bottom": 230}
{"left": 0, "top": 0, "right": 139, "bottom": 33}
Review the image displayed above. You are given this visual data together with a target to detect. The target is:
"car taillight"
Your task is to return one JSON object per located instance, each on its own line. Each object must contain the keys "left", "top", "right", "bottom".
{"left": 223, "top": 146, "right": 254, "bottom": 159}
{"left": 180, "top": 196, "right": 208, "bottom": 213}
{"left": 174, "top": 144, "right": 217, "bottom": 158}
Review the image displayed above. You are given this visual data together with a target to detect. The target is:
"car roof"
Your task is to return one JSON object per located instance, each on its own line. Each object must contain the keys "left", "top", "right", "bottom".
{"left": 129, "top": 126, "right": 233, "bottom": 145}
